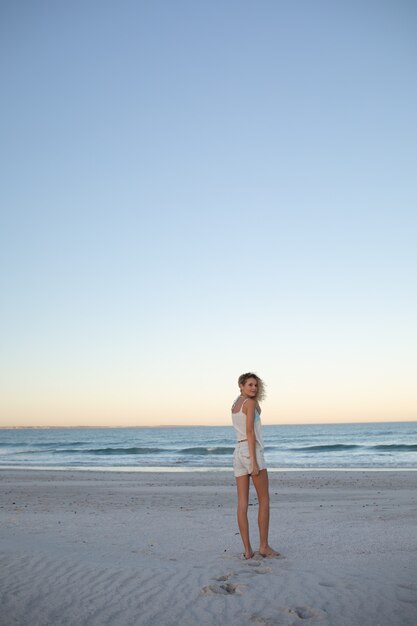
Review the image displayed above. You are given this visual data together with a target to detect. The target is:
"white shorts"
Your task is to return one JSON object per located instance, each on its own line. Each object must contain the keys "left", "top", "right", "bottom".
{"left": 233, "top": 441, "right": 266, "bottom": 478}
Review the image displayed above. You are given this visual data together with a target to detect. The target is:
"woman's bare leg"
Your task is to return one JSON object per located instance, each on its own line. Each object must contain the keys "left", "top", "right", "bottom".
{"left": 251, "top": 469, "right": 280, "bottom": 556}
{"left": 235, "top": 475, "right": 253, "bottom": 558}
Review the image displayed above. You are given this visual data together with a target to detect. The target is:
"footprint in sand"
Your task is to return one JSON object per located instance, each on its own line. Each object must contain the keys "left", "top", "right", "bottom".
{"left": 251, "top": 606, "right": 325, "bottom": 625}
{"left": 242, "top": 558, "right": 273, "bottom": 575}
{"left": 288, "top": 606, "right": 324, "bottom": 620}
{"left": 212, "top": 573, "right": 234, "bottom": 581}
{"left": 252, "top": 566, "right": 272, "bottom": 574}
{"left": 397, "top": 583, "right": 417, "bottom": 591}
{"left": 250, "top": 617, "right": 271, "bottom": 625}
{"left": 396, "top": 584, "right": 417, "bottom": 606}
{"left": 201, "top": 582, "right": 245, "bottom": 595}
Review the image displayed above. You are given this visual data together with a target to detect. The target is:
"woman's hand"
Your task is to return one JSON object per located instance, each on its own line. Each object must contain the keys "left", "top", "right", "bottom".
{"left": 250, "top": 462, "right": 260, "bottom": 476}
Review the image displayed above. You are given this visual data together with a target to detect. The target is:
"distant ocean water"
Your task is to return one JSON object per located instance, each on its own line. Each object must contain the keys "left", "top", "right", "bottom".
{"left": 1, "top": 422, "right": 417, "bottom": 471}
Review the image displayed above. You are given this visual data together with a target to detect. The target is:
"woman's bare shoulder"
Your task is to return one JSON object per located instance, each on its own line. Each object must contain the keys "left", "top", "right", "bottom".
{"left": 242, "top": 398, "right": 256, "bottom": 413}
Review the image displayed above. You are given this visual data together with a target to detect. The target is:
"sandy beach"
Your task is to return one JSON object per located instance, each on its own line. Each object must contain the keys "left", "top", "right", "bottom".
{"left": 1, "top": 469, "right": 416, "bottom": 626}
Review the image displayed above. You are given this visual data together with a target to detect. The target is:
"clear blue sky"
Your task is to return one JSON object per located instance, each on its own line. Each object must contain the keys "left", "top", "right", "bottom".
{"left": 1, "top": 1, "right": 416, "bottom": 426}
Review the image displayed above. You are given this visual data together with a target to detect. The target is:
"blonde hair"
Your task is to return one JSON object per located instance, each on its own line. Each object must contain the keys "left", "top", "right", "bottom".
{"left": 238, "top": 372, "right": 266, "bottom": 403}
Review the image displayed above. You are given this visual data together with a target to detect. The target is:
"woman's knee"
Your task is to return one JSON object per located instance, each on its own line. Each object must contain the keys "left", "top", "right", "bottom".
{"left": 258, "top": 493, "right": 270, "bottom": 506}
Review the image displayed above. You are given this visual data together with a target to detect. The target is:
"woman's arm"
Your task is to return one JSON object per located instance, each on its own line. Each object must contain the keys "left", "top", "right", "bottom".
{"left": 245, "top": 399, "right": 260, "bottom": 476}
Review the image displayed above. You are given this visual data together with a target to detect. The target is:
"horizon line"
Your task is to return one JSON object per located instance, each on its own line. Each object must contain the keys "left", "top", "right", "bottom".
{"left": 1, "top": 418, "right": 416, "bottom": 429}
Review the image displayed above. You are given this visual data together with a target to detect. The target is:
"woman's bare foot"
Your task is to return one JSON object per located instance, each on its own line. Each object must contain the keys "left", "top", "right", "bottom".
{"left": 243, "top": 549, "right": 254, "bottom": 559}
{"left": 259, "top": 545, "right": 280, "bottom": 557}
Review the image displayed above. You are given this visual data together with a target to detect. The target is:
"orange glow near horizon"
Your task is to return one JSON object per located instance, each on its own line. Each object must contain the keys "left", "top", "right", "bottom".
{"left": 1, "top": 394, "right": 416, "bottom": 428}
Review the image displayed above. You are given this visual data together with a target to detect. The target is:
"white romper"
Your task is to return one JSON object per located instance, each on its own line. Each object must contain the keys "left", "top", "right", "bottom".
{"left": 232, "top": 397, "right": 266, "bottom": 477}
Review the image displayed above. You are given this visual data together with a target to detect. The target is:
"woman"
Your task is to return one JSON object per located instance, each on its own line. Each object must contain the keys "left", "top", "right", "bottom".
{"left": 232, "top": 372, "right": 280, "bottom": 559}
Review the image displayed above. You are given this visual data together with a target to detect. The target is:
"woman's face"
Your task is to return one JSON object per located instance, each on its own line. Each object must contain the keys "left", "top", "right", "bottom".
{"left": 240, "top": 377, "right": 258, "bottom": 398}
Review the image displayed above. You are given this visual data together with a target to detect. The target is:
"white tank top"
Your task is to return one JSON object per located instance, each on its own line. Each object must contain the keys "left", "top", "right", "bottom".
{"left": 231, "top": 397, "right": 264, "bottom": 449}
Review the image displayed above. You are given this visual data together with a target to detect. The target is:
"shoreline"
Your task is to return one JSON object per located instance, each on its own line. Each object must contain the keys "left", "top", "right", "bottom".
{"left": 1, "top": 469, "right": 416, "bottom": 625}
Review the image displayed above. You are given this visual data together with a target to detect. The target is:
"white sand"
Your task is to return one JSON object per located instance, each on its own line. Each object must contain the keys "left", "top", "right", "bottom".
{"left": 1, "top": 469, "right": 416, "bottom": 626}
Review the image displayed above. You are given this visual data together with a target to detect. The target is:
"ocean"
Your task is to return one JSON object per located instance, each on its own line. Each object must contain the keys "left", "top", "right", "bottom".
{"left": 1, "top": 422, "right": 416, "bottom": 471}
